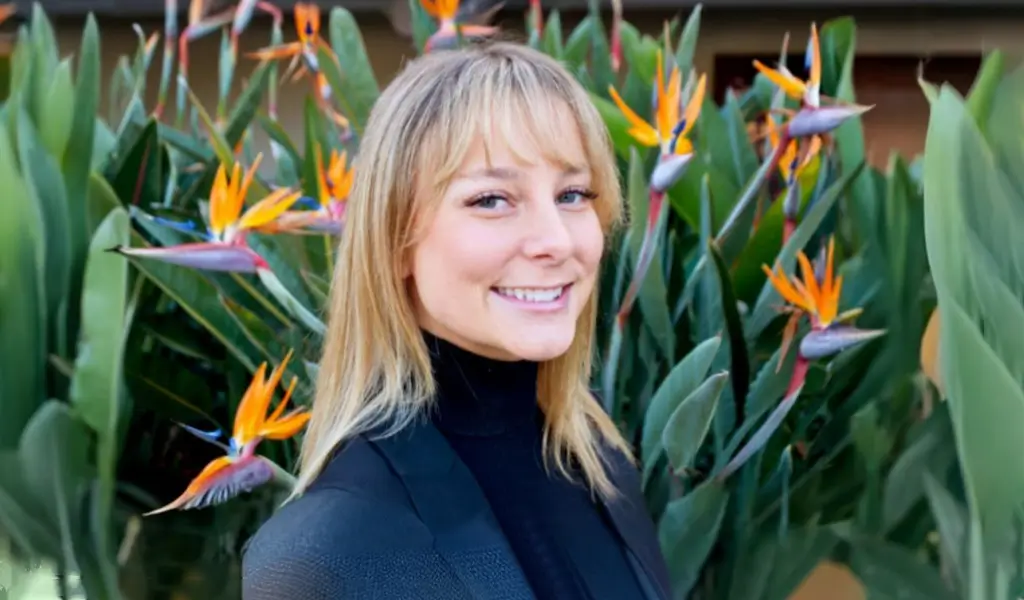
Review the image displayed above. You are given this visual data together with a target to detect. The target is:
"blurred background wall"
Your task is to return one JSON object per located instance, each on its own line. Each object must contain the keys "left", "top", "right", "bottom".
{"left": 7, "top": 0, "right": 1022, "bottom": 166}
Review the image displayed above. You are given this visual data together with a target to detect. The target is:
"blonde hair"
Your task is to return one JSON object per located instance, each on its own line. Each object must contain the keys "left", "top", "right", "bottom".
{"left": 293, "top": 42, "right": 632, "bottom": 502}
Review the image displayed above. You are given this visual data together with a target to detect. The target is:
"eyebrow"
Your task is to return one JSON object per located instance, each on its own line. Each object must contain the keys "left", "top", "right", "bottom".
{"left": 459, "top": 164, "right": 588, "bottom": 181}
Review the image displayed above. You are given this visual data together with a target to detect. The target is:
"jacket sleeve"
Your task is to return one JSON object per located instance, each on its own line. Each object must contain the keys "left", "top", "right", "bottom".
{"left": 241, "top": 487, "right": 472, "bottom": 600}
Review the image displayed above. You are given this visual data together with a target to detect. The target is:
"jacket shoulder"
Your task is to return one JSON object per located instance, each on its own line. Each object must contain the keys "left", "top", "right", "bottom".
{"left": 241, "top": 437, "right": 464, "bottom": 599}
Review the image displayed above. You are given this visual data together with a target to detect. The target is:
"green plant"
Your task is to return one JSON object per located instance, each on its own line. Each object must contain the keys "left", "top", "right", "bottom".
{"left": 0, "top": 0, "right": 1020, "bottom": 598}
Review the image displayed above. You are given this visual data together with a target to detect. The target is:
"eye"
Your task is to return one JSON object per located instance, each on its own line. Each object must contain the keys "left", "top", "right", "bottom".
{"left": 467, "top": 193, "right": 511, "bottom": 210}
{"left": 558, "top": 187, "right": 598, "bottom": 205}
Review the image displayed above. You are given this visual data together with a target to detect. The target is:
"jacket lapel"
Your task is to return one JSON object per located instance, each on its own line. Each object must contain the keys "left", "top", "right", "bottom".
{"left": 600, "top": 447, "right": 674, "bottom": 600}
{"left": 369, "top": 420, "right": 536, "bottom": 600}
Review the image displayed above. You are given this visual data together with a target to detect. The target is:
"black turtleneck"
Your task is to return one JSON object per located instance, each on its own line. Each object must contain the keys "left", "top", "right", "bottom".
{"left": 422, "top": 332, "right": 646, "bottom": 600}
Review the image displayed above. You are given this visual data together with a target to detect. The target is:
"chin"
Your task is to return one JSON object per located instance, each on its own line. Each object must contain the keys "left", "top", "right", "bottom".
{"left": 499, "top": 325, "right": 577, "bottom": 362}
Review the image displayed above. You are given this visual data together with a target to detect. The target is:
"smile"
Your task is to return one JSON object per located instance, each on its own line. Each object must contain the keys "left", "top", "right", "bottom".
{"left": 492, "top": 284, "right": 571, "bottom": 307}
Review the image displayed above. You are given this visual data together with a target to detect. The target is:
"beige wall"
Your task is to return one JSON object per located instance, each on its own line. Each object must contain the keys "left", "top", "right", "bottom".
{"left": 44, "top": 7, "right": 1024, "bottom": 164}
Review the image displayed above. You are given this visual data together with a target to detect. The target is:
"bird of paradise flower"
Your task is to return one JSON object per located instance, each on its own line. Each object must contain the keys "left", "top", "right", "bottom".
{"left": 266, "top": 145, "right": 354, "bottom": 236}
{"left": 717, "top": 236, "right": 885, "bottom": 480}
{"left": 113, "top": 153, "right": 300, "bottom": 272}
{"left": 602, "top": 46, "right": 706, "bottom": 405}
{"left": 765, "top": 114, "right": 822, "bottom": 242}
{"left": 111, "top": 154, "right": 327, "bottom": 334}
{"left": 419, "top": 0, "right": 499, "bottom": 52}
{"left": 754, "top": 23, "right": 873, "bottom": 145}
{"left": 144, "top": 350, "right": 309, "bottom": 515}
{"left": 247, "top": 2, "right": 350, "bottom": 130}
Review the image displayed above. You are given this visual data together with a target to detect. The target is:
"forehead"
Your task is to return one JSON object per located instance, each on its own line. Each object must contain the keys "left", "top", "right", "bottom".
{"left": 468, "top": 97, "right": 589, "bottom": 172}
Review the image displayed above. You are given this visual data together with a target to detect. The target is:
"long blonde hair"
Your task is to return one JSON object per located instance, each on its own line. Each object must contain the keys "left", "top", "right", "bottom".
{"left": 294, "top": 42, "right": 632, "bottom": 501}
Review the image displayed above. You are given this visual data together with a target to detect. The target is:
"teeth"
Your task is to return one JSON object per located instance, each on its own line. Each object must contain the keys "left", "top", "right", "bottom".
{"left": 495, "top": 286, "right": 564, "bottom": 303}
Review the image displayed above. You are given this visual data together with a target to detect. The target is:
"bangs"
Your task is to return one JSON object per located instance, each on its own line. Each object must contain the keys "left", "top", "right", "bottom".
{"left": 411, "top": 50, "right": 620, "bottom": 227}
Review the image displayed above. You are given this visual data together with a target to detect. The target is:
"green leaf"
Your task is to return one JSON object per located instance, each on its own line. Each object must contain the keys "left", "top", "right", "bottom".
{"left": 17, "top": 400, "right": 93, "bottom": 583}
{"left": 328, "top": 7, "right": 381, "bottom": 135}
{"left": 922, "top": 472, "right": 968, "bottom": 586}
{"left": 0, "top": 452, "right": 61, "bottom": 557}
{"left": 0, "top": 121, "right": 45, "bottom": 450}
{"left": 658, "top": 480, "right": 729, "bottom": 596}
{"left": 965, "top": 50, "right": 1004, "bottom": 131}
{"left": 662, "top": 371, "right": 728, "bottom": 475}
{"left": 541, "top": 10, "right": 564, "bottom": 60}
{"left": 847, "top": 535, "right": 958, "bottom": 600}
{"left": 224, "top": 62, "right": 270, "bottom": 150}
{"left": 39, "top": 58, "right": 74, "bottom": 160}
{"left": 641, "top": 335, "right": 721, "bottom": 483}
{"left": 674, "top": 4, "right": 701, "bottom": 77}
{"left": 62, "top": 14, "right": 100, "bottom": 258}
{"left": 882, "top": 403, "right": 957, "bottom": 532}
{"left": 122, "top": 232, "right": 264, "bottom": 374}
{"left": 109, "top": 119, "right": 164, "bottom": 208}
{"left": 69, "top": 207, "right": 130, "bottom": 570}
{"left": 923, "top": 86, "right": 1024, "bottom": 539}
{"left": 16, "top": 109, "right": 72, "bottom": 357}
{"left": 563, "top": 16, "right": 593, "bottom": 75}
{"left": 708, "top": 241, "right": 751, "bottom": 415}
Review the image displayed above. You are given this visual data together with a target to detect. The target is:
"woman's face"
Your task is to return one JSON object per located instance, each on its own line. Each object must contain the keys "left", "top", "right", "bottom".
{"left": 407, "top": 112, "right": 605, "bottom": 362}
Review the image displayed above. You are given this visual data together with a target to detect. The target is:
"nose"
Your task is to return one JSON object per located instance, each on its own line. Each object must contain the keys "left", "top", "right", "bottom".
{"left": 521, "top": 198, "right": 573, "bottom": 262}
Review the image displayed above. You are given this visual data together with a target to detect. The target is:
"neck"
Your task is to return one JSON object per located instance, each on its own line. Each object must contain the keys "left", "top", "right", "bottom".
{"left": 423, "top": 330, "right": 540, "bottom": 436}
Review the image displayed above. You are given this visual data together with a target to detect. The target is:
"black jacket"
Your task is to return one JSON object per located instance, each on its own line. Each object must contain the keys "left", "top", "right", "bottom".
{"left": 240, "top": 419, "right": 672, "bottom": 599}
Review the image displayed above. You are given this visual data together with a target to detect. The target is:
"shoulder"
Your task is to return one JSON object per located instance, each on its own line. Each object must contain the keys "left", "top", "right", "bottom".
{"left": 240, "top": 437, "right": 439, "bottom": 599}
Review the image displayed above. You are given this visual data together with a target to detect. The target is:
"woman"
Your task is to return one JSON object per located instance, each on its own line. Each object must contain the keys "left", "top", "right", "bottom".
{"left": 241, "top": 41, "right": 672, "bottom": 600}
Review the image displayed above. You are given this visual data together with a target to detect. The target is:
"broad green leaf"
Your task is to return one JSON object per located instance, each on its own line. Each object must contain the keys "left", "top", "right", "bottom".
{"left": 62, "top": 14, "right": 99, "bottom": 257}
{"left": 122, "top": 232, "right": 264, "bottom": 374}
{"left": 563, "top": 16, "right": 593, "bottom": 74}
{"left": 965, "top": 50, "right": 1004, "bottom": 131}
{"left": 658, "top": 480, "right": 729, "bottom": 596}
{"left": 662, "top": 371, "right": 728, "bottom": 475}
{"left": 882, "top": 401, "right": 957, "bottom": 533}
{"left": 39, "top": 58, "right": 74, "bottom": 160}
{"left": 17, "top": 109, "right": 71, "bottom": 357}
{"left": 0, "top": 121, "right": 45, "bottom": 450}
{"left": 17, "top": 400, "right": 92, "bottom": 584}
{"left": 673, "top": 4, "right": 701, "bottom": 77}
{"left": 541, "top": 10, "right": 564, "bottom": 60}
{"left": 69, "top": 207, "right": 130, "bottom": 569}
{"left": 847, "top": 535, "right": 958, "bottom": 600}
{"left": 641, "top": 335, "right": 721, "bottom": 482}
{"left": 224, "top": 62, "right": 270, "bottom": 150}
{"left": 328, "top": 7, "right": 381, "bottom": 135}
{"left": 923, "top": 87, "right": 1024, "bottom": 539}
{"left": 0, "top": 452, "right": 61, "bottom": 557}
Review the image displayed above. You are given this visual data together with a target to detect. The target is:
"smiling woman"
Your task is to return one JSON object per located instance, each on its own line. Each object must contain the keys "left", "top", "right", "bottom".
{"left": 240, "top": 41, "right": 672, "bottom": 600}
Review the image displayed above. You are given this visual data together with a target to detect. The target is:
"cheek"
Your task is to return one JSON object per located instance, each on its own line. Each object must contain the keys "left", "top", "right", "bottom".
{"left": 411, "top": 216, "right": 514, "bottom": 296}
{"left": 571, "top": 212, "right": 605, "bottom": 276}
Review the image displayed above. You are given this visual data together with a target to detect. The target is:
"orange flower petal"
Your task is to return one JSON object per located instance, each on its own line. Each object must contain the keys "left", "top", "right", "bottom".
{"left": 680, "top": 73, "right": 706, "bottom": 138}
{"left": 238, "top": 188, "right": 302, "bottom": 230}
{"left": 753, "top": 60, "right": 807, "bottom": 101}
{"left": 262, "top": 410, "right": 311, "bottom": 440}
{"left": 143, "top": 456, "right": 235, "bottom": 515}
{"left": 247, "top": 42, "right": 303, "bottom": 60}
